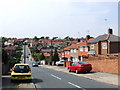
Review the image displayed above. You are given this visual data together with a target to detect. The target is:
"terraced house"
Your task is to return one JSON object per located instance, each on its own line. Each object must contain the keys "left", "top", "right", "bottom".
{"left": 61, "top": 36, "right": 94, "bottom": 62}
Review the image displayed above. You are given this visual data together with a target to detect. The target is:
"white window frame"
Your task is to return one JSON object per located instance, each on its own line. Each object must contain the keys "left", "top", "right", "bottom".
{"left": 71, "top": 49, "right": 73, "bottom": 53}
{"left": 102, "top": 43, "right": 107, "bottom": 49}
{"left": 80, "top": 46, "right": 83, "bottom": 51}
{"left": 67, "top": 51, "right": 70, "bottom": 55}
{"left": 91, "top": 44, "right": 94, "bottom": 49}
{"left": 85, "top": 46, "right": 88, "bottom": 52}
{"left": 74, "top": 49, "right": 77, "bottom": 53}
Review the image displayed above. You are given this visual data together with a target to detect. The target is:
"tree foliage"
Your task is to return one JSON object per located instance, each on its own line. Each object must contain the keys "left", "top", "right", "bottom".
{"left": 64, "top": 36, "right": 74, "bottom": 41}
{"left": 39, "top": 53, "right": 45, "bottom": 60}
{"left": 53, "top": 48, "right": 59, "bottom": 62}
{"left": 48, "top": 51, "right": 53, "bottom": 63}
{"left": 2, "top": 49, "right": 8, "bottom": 64}
{"left": 34, "top": 36, "right": 39, "bottom": 41}
{"left": 45, "top": 36, "right": 49, "bottom": 39}
{"left": 40, "top": 36, "right": 45, "bottom": 39}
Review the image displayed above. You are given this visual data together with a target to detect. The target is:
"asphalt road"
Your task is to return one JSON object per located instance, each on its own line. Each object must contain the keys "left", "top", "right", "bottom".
{"left": 26, "top": 45, "right": 118, "bottom": 89}
{"left": 28, "top": 61, "right": 118, "bottom": 89}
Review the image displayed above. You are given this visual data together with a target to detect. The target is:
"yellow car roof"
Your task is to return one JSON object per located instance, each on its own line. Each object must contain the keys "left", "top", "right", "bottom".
{"left": 14, "top": 63, "right": 30, "bottom": 66}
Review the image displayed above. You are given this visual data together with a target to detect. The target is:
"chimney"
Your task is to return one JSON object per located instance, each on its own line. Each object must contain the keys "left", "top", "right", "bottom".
{"left": 86, "top": 35, "right": 90, "bottom": 40}
{"left": 78, "top": 39, "right": 81, "bottom": 42}
{"left": 108, "top": 28, "right": 113, "bottom": 34}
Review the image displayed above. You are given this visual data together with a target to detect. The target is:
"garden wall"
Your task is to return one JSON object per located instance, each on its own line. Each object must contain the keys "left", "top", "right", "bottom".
{"left": 84, "top": 59, "right": 119, "bottom": 74}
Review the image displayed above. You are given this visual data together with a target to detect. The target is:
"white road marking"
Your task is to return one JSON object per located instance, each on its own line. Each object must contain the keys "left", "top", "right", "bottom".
{"left": 51, "top": 74, "right": 62, "bottom": 80}
{"left": 68, "top": 82, "right": 82, "bottom": 88}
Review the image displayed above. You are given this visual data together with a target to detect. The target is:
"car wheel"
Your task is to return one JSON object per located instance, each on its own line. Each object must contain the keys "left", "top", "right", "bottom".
{"left": 75, "top": 69, "right": 79, "bottom": 74}
{"left": 11, "top": 79, "right": 14, "bottom": 82}
{"left": 87, "top": 71, "right": 90, "bottom": 73}
{"left": 68, "top": 68, "right": 71, "bottom": 72}
{"left": 28, "top": 79, "right": 32, "bottom": 83}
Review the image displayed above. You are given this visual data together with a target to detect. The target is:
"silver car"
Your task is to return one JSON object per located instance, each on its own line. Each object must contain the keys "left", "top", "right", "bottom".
{"left": 56, "top": 60, "right": 65, "bottom": 66}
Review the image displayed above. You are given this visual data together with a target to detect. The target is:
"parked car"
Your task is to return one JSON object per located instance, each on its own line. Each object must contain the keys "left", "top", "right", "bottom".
{"left": 68, "top": 61, "right": 92, "bottom": 74}
{"left": 32, "top": 62, "right": 39, "bottom": 67}
{"left": 36, "top": 61, "right": 40, "bottom": 65}
{"left": 11, "top": 63, "right": 32, "bottom": 82}
{"left": 55, "top": 60, "right": 65, "bottom": 66}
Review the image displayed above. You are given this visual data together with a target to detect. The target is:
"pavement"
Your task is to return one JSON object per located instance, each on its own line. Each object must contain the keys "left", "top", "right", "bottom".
{"left": 40, "top": 65, "right": 119, "bottom": 86}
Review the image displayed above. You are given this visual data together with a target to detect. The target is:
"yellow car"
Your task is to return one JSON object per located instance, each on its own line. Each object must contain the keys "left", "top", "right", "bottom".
{"left": 11, "top": 63, "right": 32, "bottom": 82}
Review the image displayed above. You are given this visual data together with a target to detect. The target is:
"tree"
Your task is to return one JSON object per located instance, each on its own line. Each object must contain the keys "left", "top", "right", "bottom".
{"left": 39, "top": 53, "right": 45, "bottom": 60}
{"left": 45, "top": 36, "right": 49, "bottom": 39}
{"left": 2, "top": 37, "right": 7, "bottom": 47}
{"left": 40, "top": 36, "right": 45, "bottom": 39}
{"left": 34, "top": 36, "right": 39, "bottom": 41}
{"left": 64, "top": 36, "right": 74, "bottom": 41}
{"left": 52, "top": 37, "right": 58, "bottom": 40}
{"left": 2, "top": 49, "right": 8, "bottom": 64}
{"left": 53, "top": 48, "right": 60, "bottom": 65}
{"left": 48, "top": 51, "right": 53, "bottom": 65}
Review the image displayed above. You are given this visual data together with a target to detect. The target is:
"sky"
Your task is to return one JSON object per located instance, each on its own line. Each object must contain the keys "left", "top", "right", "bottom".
{"left": 0, "top": 0, "right": 119, "bottom": 39}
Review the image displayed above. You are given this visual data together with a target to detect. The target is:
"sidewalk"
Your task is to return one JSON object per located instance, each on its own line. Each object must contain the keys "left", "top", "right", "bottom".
{"left": 41, "top": 65, "right": 119, "bottom": 86}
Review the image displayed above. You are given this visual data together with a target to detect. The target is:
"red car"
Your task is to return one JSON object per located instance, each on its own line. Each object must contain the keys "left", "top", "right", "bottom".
{"left": 68, "top": 61, "right": 92, "bottom": 74}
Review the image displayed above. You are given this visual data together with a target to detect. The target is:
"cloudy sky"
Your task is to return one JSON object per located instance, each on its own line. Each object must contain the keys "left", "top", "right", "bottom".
{"left": 0, "top": 0, "right": 119, "bottom": 39}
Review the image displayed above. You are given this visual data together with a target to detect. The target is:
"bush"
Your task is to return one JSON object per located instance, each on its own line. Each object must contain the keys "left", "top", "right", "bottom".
{"left": 9, "top": 58, "right": 20, "bottom": 68}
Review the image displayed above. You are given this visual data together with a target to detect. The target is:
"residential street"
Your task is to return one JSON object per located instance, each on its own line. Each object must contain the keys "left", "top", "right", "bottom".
{"left": 2, "top": 45, "right": 119, "bottom": 89}
{"left": 27, "top": 60, "right": 118, "bottom": 89}
{"left": 2, "top": 60, "right": 119, "bottom": 89}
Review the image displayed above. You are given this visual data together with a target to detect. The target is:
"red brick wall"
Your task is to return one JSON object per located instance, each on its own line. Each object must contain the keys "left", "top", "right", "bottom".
{"left": 84, "top": 59, "right": 119, "bottom": 74}
{"left": 65, "top": 62, "right": 72, "bottom": 67}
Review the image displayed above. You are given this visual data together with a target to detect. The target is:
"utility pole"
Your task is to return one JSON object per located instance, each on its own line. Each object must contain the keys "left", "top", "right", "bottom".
{"left": 24, "top": 45, "right": 26, "bottom": 64}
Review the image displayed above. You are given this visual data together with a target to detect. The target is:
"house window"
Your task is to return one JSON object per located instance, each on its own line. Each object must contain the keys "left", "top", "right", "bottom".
{"left": 71, "top": 49, "right": 73, "bottom": 53}
{"left": 80, "top": 46, "right": 83, "bottom": 51}
{"left": 102, "top": 43, "right": 107, "bottom": 49}
{"left": 62, "top": 52, "right": 64, "bottom": 55}
{"left": 65, "top": 51, "right": 67, "bottom": 54}
{"left": 74, "top": 49, "right": 77, "bottom": 53}
{"left": 85, "top": 46, "right": 88, "bottom": 52}
{"left": 91, "top": 44, "right": 94, "bottom": 49}
{"left": 67, "top": 51, "right": 70, "bottom": 55}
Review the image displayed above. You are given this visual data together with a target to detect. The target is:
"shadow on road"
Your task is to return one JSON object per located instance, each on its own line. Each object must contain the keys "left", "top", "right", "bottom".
{"left": 74, "top": 71, "right": 97, "bottom": 74}
{"left": 32, "top": 78, "right": 43, "bottom": 84}
{"left": 2, "top": 76, "right": 18, "bottom": 88}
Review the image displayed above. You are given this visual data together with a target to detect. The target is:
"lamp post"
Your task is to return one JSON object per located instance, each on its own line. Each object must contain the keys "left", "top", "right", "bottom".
{"left": 23, "top": 42, "right": 27, "bottom": 64}
{"left": 23, "top": 45, "right": 26, "bottom": 64}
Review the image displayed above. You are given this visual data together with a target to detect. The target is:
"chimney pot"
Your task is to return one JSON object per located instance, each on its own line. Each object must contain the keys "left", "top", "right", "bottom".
{"left": 108, "top": 28, "right": 113, "bottom": 34}
{"left": 86, "top": 35, "right": 90, "bottom": 40}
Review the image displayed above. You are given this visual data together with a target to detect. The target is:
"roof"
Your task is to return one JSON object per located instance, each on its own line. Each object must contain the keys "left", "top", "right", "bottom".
{"left": 88, "top": 34, "right": 120, "bottom": 44}
{"left": 61, "top": 39, "right": 93, "bottom": 51}
{"left": 44, "top": 53, "right": 50, "bottom": 57}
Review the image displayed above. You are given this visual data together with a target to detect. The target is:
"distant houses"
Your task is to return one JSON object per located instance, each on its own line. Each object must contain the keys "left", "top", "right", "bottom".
{"left": 60, "top": 37, "right": 94, "bottom": 62}
{"left": 3, "top": 28, "right": 119, "bottom": 63}
{"left": 60, "top": 28, "right": 120, "bottom": 62}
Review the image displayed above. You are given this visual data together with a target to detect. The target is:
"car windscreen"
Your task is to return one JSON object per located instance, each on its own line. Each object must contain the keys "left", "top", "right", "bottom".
{"left": 32, "top": 62, "right": 38, "bottom": 65}
{"left": 78, "top": 62, "right": 89, "bottom": 65}
{"left": 14, "top": 65, "right": 30, "bottom": 73}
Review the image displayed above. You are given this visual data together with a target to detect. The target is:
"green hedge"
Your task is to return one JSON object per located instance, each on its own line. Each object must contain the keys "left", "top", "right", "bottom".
{"left": 9, "top": 58, "right": 20, "bottom": 68}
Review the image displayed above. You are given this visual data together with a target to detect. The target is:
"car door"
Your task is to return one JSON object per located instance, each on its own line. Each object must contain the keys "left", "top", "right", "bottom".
{"left": 74, "top": 62, "right": 79, "bottom": 70}
{"left": 70, "top": 63, "right": 75, "bottom": 71}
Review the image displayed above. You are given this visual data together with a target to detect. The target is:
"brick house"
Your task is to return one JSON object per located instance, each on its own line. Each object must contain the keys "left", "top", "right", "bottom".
{"left": 88, "top": 28, "right": 120, "bottom": 56}
{"left": 60, "top": 38, "right": 94, "bottom": 62}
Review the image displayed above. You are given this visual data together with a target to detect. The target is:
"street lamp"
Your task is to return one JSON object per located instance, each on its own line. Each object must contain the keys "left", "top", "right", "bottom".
{"left": 23, "top": 42, "right": 27, "bottom": 64}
